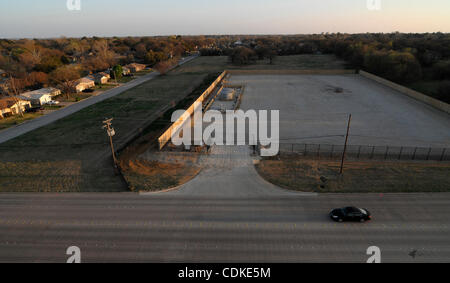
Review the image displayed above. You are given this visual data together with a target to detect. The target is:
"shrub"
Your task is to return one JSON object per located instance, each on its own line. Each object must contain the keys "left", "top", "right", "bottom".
{"left": 229, "top": 47, "right": 257, "bottom": 65}
{"left": 364, "top": 50, "right": 422, "bottom": 83}
{"left": 431, "top": 60, "right": 450, "bottom": 80}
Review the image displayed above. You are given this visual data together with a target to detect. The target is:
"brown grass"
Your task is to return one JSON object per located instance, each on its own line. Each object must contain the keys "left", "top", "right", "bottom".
{"left": 256, "top": 157, "right": 450, "bottom": 193}
{"left": 120, "top": 158, "right": 201, "bottom": 192}
{"left": 0, "top": 160, "right": 82, "bottom": 192}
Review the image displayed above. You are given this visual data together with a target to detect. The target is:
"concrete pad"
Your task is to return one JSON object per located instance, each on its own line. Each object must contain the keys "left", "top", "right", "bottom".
{"left": 164, "top": 145, "right": 315, "bottom": 197}
{"left": 232, "top": 74, "right": 450, "bottom": 148}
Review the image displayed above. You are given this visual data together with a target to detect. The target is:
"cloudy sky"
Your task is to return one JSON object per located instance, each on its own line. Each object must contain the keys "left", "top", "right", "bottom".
{"left": 0, "top": 0, "right": 449, "bottom": 38}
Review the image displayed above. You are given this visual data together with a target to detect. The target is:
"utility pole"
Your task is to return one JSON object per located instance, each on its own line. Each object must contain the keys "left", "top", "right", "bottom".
{"left": 103, "top": 118, "right": 118, "bottom": 168}
{"left": 340, "top": 114, "right": 352, "bottom": 175}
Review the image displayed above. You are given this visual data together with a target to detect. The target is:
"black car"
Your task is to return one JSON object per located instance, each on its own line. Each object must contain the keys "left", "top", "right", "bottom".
{"left": 329, "top": 207, "right": 371, "bottom": 222}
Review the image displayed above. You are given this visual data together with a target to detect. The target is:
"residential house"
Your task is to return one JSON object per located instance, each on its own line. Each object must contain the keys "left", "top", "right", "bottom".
{"left": 19, "top": 87, "right": 61, "bottom": 106}
{"left": 122, "top": 66, "right": 131, "bottom": 76}
{"left": 0, "top": 98, "right": 31, "bottom": 118}
{"left": 74, "top": 77, "right": 96, "bottom": 93}
{"left": 88, "top": 72, "right": 110, "bottom": 85}
{"left": 124, "top": 63, "right": 147, "bottom": 73}
{"left": 19, "top": 91, "right": 53, "bottom": 106}
{"left": 0, "top": 69, "right": 6, "bottom": 78}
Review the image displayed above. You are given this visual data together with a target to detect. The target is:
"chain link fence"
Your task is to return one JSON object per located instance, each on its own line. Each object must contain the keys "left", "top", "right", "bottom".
{"left": 279, "top": 143, "right": 450, "bottom": 162}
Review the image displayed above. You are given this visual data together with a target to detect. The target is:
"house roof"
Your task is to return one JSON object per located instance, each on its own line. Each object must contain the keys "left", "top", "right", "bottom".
{"left": 90, "top": 72, "right": 110, "bottom": 80}
{"left": 125, "top": 63, "right": 146, "bottom": 69}
{"left": 20, "top": 87, "right": 61, "bottom": 100}
{"left": 0, "top": 97, "right": 26, "bottom": 109}
{"left": 77, "top": 77, "right": 95, "bottom": 85}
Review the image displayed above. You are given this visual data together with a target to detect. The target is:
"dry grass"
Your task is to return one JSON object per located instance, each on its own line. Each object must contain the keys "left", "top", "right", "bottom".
{"left": 0, "top": 113, "right": 43, "bottom": 131}
{"left": 0, "top": 160, "right": 82, "bottom": 192}
{"left": 256, "top": 157, "right": 450, "bottom": 193}
{"left": 120, "top": 158, "right": 201, "bottom": 192}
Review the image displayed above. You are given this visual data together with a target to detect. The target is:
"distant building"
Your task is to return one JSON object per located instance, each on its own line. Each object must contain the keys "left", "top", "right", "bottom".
{"left": 124, "top": 63, "right": 147, "bottom": 73}
{"left": 88, "top": 72, "right": 110, "bottom": 85}
{"left": 0, "top": 98, "right": 32, "bottom": 118}
{"left": 121, "top": 66, "right": 131, "bottom": 76}
{"left": 19, "top": 87, "right": 61, "bottom": 105}
{"left": 74, "top": 77, "right": 96, "bottom": 93}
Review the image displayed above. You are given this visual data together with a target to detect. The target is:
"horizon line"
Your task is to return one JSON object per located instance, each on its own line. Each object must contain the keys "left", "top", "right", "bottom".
{"left": 1, "top": 31, "right": 450, "bottom": 40}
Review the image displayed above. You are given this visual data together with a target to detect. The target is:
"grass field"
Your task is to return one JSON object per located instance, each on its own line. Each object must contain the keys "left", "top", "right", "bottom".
{"left": 0, "top": 56, "right": 229, "bottom": 192}
{"left": 256, "top": 157, "right": 450, "bottom": 193}
{"left": 0, "top": 55, "right": 347, "bottom": 192}
{"left": 0, "top": 113, "right": 43, "bottom": 131}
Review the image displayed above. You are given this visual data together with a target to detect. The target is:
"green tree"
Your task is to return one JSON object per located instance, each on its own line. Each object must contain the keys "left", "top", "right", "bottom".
{"left": 111, "top": 65, "right": 123, "bottom": 80}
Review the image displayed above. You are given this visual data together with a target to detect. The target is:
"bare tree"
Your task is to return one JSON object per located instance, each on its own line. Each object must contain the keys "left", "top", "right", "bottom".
{"left": 154, "top": 58, "right": 178, "bottom": 75}
{"left": 6, "top": 76, "right": 25, "bottom": 117}
{"left": 50, "top": 65, "right": 80, "bottom": 98}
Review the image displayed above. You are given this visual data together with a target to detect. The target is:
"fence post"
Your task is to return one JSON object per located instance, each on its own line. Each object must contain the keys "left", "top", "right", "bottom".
{"left": 426, "top": 147, "right": 432, "bottom": 161}
{"left": 371, "top": 146, "right": 375, "bottom": 159}
{"left": 357, "top": 146, "right": 362, "bottom": 159}
{"left": 384, "top": 146, "right": 389, "bottom": 160}
{"left": 412, "top": 147, "right": 417, "bottom": 160}
{"left": 398, "top": 147, "right": 403, "bottom": 160}
{"left": 440, "top": 148, "right": 447, "bottom": 162}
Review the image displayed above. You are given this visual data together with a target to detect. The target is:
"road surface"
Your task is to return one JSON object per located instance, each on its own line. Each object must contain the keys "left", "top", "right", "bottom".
{"left": 0, "top": 55, "right": 198, "bottom": 145}
{"left": 0, "top": 192, "right": 449, "bottom": 263}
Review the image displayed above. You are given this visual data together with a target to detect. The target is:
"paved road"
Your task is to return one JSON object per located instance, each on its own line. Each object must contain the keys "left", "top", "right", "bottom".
{"left": 0, "top": 55, "right": 198, "bottom": 145}
{"left": 0, "top": 192, "right": 449, "bottom": 263}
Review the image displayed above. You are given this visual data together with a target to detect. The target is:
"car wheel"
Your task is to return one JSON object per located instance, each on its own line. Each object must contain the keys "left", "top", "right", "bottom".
{"left": 360, "top": 218, "right": 366, "bottom": 223}
{"left": 338, "top": 219, "right": 344, "bottom": 223}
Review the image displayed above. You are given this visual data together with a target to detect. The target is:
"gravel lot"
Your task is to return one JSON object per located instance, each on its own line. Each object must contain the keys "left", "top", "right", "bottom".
{"left": 233, "top": 74, "right": 450, "bottom": 148}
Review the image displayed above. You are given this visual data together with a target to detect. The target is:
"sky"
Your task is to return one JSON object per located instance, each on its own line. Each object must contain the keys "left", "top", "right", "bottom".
{"left": 0, "top": 0, "right": 449, "bottom": 38}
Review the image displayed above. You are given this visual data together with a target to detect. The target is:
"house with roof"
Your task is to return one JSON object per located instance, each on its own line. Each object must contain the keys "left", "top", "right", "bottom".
{"left": 124, "top": 63, "right": 147, "bottom": 73}
{"left": 0, "top": 97, "right": 31, "bottom": 118}
{"left": 74, "top": 77, "right": 96, "bottom": 93}
{"left": 121, "top": 66, "right": 131, "bottom": 76}
{"left": 19, "top": 87, "right": 61, "bottom": 106}
{"left": 88, "top": 72, "right": 110, "bottom": 85}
